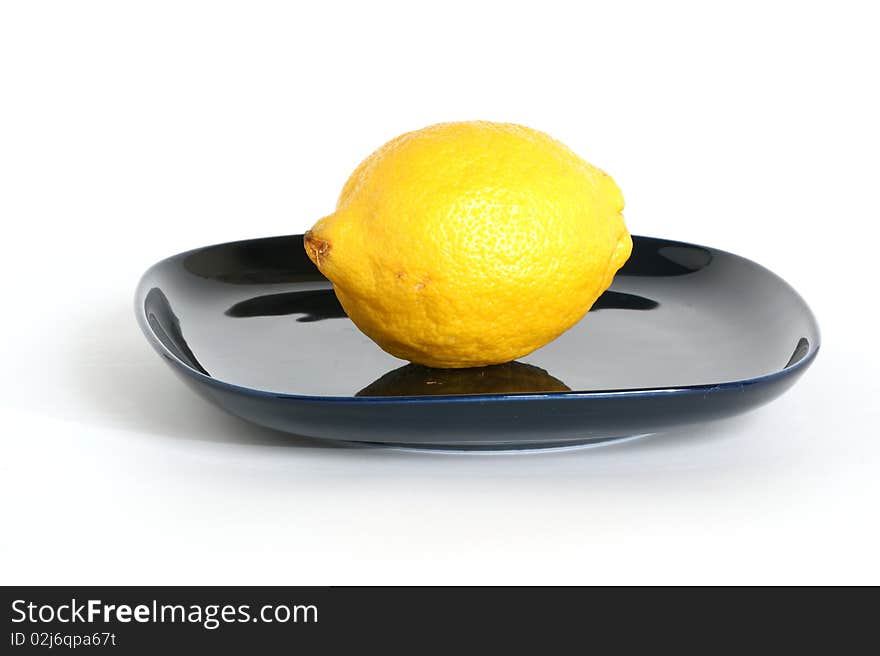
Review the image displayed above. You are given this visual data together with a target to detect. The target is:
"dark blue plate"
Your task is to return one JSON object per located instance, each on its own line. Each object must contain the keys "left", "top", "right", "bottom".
{"left": 135, "top": 234, "right": 819, "bottom": 450}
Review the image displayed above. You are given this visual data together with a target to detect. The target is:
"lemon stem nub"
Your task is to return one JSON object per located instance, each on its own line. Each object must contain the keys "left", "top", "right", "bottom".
{"left": 304, "top": 231, "right": 331, "bottom": 266}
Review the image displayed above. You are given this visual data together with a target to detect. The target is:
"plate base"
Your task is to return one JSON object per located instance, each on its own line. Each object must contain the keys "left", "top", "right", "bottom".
{"left": 351, "top": 433, "right": 655, "bottom": 454}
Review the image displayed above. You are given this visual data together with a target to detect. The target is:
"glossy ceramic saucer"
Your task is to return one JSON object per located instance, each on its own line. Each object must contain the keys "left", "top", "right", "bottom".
{"left": 135, "top": 234, "right": 819, "bottom": 449}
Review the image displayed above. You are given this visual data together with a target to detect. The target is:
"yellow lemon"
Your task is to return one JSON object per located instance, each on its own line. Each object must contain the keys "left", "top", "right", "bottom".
{"left": 304, "top": 121, "right": 632, "bottom": 368}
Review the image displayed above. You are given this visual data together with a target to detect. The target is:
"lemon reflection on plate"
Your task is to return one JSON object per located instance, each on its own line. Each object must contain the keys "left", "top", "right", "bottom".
{"left": 356, "top": 362, "right": 570, "bottom": 398}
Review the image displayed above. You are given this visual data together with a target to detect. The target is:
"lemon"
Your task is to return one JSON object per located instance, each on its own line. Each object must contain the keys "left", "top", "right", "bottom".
{"left": 304, "top": 121, "right": 632, "bottom": 368}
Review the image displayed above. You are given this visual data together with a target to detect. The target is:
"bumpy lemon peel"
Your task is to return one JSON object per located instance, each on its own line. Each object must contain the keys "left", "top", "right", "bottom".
{"left": 305, "top": 121, "right": 632, "bottom": 368}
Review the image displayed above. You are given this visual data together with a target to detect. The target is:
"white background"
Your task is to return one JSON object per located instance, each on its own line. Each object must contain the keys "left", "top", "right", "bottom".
{"left": 1, "top": 1, "right": 878, "bottom": 584}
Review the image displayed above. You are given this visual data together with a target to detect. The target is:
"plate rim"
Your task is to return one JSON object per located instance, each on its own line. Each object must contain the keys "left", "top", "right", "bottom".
{"left": 135, "top": 233, "right": 821, "bottom": 404}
